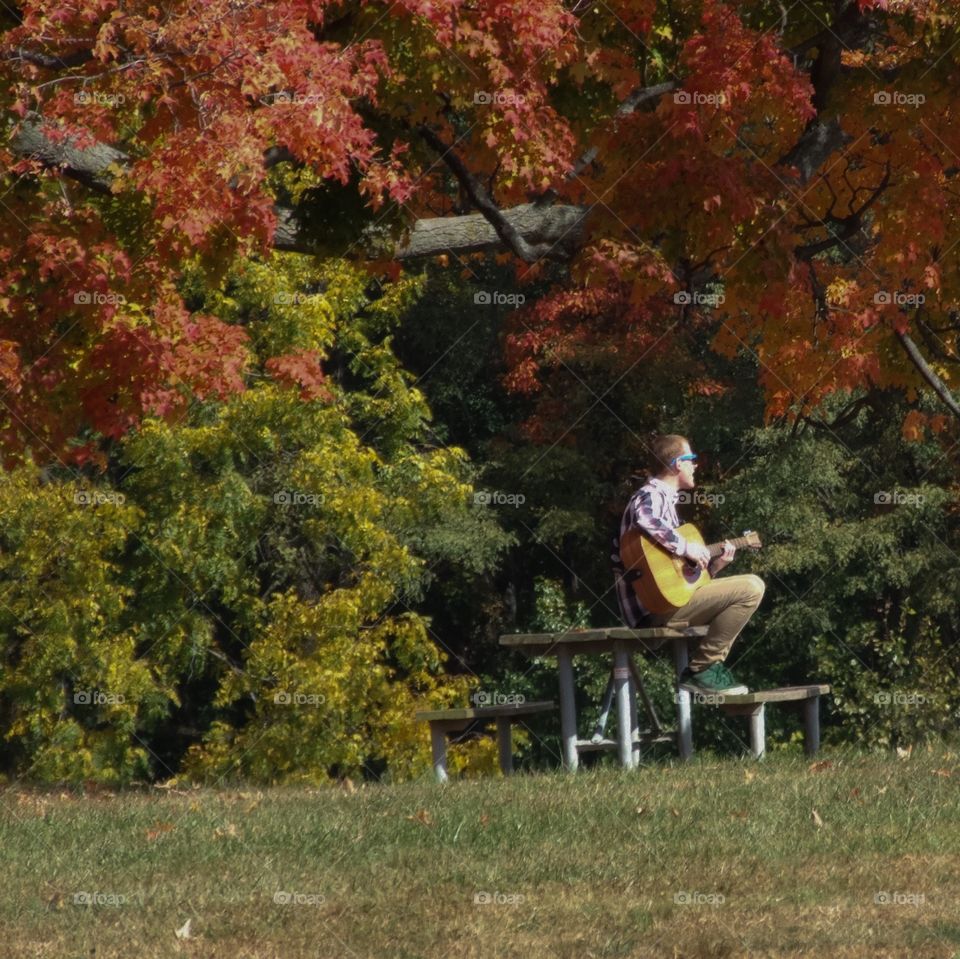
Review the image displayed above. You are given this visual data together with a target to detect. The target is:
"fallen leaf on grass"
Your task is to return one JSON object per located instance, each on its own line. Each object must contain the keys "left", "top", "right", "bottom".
{"left": 730, "top": 809, "right": 749, "bottom": 820}
{"left": 896, "top": 745, "right": 913, "bottom": 760}
{"left": 46, "top": 893, "right": 65, "bottom": 911}
{"left": 743, "top": 769, "right": 756, "bottom": 783}
{"left": 670, "top": 808, "right": 680, "bottom": 818}
{"left": 146, "top": 821, "right": 175, "bottom": 841}
{"left": 811, "top": 808, "right": 823, "bottom": 828}
{"left": 406, "top": 809, "right": 433, "bottom": 827}
{"left": 933, "top": 769, "right": 952, "bottom": 778}
{"left": 479, "top": 813, "right": 490, "bottom": 828}
{"left": 175, "top": 918, "right": 191, "bottom": 940}
{"left": 213, "top": 822, "right": 239, "bottom": 840}
{"left": 808, "top": 760, "right": 833, "bottom": 773}
{"left": 153, "top": 780, "right": 190, "bottom": 795}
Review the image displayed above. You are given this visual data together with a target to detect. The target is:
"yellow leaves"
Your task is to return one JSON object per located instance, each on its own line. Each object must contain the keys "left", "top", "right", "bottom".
{"left": 841, "top": 50, "right": 868, "bottom": 68}
{"left": 826, "top": 278, "right": 858, "bottom": 308}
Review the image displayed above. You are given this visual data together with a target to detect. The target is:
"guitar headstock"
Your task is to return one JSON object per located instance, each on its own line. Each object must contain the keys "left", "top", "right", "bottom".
{"left": 741, "top": 529, "right": 763, "bottom": 549}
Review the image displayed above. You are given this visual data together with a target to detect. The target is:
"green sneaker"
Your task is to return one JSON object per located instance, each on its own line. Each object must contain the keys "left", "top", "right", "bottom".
{"left": 679, "top": 662, "right": 748, "bottom": 695}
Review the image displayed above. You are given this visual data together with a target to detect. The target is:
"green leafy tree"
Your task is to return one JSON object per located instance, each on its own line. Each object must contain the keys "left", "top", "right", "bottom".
{"left": 0, "top": 255, "right": 512, "bottom": 784}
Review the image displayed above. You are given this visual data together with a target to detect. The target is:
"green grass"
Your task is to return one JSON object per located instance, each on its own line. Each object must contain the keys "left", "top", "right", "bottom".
{"left": 3, "top": 744, "right": 960, "bottom": 958}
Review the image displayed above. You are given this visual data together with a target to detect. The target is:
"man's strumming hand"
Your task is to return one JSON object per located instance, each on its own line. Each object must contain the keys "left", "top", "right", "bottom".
{"left": 685, "top": 542, "right": 712, "bottom": 569}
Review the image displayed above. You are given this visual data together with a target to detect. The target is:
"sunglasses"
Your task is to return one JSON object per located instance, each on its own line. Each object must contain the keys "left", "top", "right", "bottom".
{"left": 670, "top": 453, "right": 698, "bottom": 466}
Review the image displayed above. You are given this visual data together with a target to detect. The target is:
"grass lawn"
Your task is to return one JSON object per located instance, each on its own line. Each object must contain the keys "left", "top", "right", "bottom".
{"left": 3, "top": 743, "right": 960, "bottom": 958}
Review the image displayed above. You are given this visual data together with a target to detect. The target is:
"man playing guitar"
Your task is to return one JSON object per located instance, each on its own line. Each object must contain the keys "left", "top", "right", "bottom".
{"left": 611, "top": 434, "right": 765, "bottom": 695}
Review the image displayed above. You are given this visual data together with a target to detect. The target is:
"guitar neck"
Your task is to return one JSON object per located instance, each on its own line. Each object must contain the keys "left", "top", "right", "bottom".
{"left": 705, "top": 536, "right": 754, "bottom": 558}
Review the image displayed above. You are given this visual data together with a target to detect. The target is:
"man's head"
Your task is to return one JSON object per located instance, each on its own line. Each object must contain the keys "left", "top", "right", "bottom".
{"left": 649, "top": 434, "right": 698, "bottom": 490}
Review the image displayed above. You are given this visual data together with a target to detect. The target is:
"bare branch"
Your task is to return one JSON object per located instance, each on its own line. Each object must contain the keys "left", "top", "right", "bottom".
{"left": 416, "top": 123, "right": 585, "bottom": 263}
{"left": 2, "top": 46, "right": 94, "bottom": 70}
{"left": 896, "top": 328, "right": 960, "bottom": 420}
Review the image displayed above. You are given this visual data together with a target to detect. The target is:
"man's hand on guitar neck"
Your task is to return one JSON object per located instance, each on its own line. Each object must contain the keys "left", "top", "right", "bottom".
{"left": 709, "top": 540, "right": 736, "bottom": 575}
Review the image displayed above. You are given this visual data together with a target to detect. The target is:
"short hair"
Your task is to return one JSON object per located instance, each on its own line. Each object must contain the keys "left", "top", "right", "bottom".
{"left": 648, "top": 434, "right": 689, "bottom": 474}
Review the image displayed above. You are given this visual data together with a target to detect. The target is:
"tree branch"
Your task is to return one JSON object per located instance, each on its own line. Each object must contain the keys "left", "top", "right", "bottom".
{"left": 416, "top": 123, "right": 584, "bottom": 263}
{"left": 794, "top": 160, "right": 890, "bottom": 260}
{"left": 896, "top": 328, "right": 960, "bottom": 420}
{"left": 2, "top": 46, "right": 94, "bottom": 70}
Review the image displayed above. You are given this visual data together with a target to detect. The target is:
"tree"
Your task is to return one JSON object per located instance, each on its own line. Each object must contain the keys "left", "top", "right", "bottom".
{"left": 0, "top": 255, "right": 512, "bottom": 783}
{"left": 7, "top": 1, "right": 960, "bottom": 453}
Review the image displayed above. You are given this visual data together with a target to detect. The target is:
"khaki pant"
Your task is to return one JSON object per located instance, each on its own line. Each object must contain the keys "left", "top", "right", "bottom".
{"left": 644, "top": 574, "right": 766, "bottom": 671}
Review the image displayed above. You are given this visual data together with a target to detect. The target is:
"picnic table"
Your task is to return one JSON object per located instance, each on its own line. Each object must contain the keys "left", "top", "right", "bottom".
{"left": 415, "top": 701, "right": 556, "bottom": 782}
{"left": 499, "top": 626, "right": 829, "bottom": 767}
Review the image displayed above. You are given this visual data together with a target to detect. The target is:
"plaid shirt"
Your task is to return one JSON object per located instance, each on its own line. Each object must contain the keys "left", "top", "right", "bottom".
{"left": 611, "top": 477, "right": 692, "bottom": 627}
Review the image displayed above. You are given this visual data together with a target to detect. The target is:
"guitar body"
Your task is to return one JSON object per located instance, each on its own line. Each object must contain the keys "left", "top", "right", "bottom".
{"left": 619, "top": 522, "right": 712, "bottom": 615}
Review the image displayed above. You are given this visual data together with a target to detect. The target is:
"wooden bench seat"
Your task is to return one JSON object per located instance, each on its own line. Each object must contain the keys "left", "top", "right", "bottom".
{"left": 686, "top": 684, "right": 830, "bottom": 758}
{"left": 416, "top": 701, "right": 555, "bottom": 782}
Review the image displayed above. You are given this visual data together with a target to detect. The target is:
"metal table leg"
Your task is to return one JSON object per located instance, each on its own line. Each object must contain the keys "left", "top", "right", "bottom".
{"left": 613, "top": 640, "right": 633, "bottom": 768}
{"left": 557, "top": 646, "right": 579, "bottom": 771}
{"left": 672, "top": 637, "right": 693, "bottom": 761}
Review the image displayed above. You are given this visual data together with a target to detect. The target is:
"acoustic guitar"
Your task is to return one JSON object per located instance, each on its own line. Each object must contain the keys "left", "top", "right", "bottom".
{"left": 619, "top": 523, "right": 762, "bottom": 615}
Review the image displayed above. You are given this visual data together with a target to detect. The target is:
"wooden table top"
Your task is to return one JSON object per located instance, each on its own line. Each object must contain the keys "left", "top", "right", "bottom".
{"left": 499, "top": 625, "right": 709, "bottom": 649}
